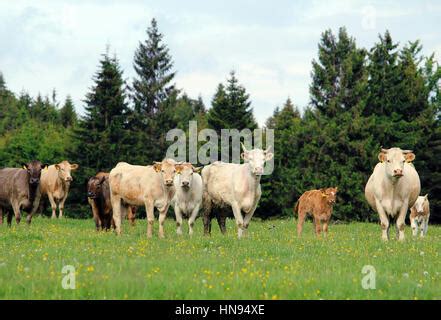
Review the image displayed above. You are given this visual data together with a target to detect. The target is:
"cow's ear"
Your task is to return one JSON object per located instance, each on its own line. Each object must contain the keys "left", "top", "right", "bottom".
{"left": 265, "top": 152, "right": 274, "bottom": 161}
{"left": 378, "top": 152, "right": 386, "bottom": 163}
{"left": 405, "top": 152, "right": 415, "bottom": 163}
{"left": 99, "top": 176, "right": 107, "bottom": 184}
{"left": 70, "top": 164, "right": 79, "bottom": 170}
{"left": 241, "top": 152, "right": 249, "bottom": 161}
{"left": 22, "top": 163, "right": 28, "bottom": 170}
{"left": 153, "top": 162, "right": 162, "bottom": 172}
{"left": 193, "top": 166, "right": 203, "bottom": 174}
{"left": 54, "top": 164, "right": 60, "bottom": 170}
{"left": 175, "top": 165, "right": 183, "bottom": 174}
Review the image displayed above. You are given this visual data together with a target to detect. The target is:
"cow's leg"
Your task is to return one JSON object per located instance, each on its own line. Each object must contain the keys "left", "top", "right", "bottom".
{"left": 375, "top": 199, "right": 389, "bottom": 241}
{"left": 421, "top": 216, "right": 429, "bottom": 237}
{"left": 47, "top": 193, "right": 57, "bottom": 219}
{"left": 145, "top": 199, "right": 155, "bottom": 238}
{"left": 203, "top": 214, "right": 212, "bottom": 236}
{"left": 188, "top": 204, "right": 200, "bottom": 236}
{"left": 0, "top": 207, "right": 3, "bottom": 225}
{"left": 297, "top": 210, "right": 306, "bottom": 237}
{"left": 231, "top": 202, "right": 244, "bottom": 238}
{"left": 410, "top": 216, "right": 418, "bottom": 237}
{"left": 313, "top": 217, "right": 322, "bottom": 237}
{"left": 89, "top": 200, "right": 101, "bottom": 231}
{"left": 58, "top": 194, "right": 69, "bottom": 219}
{"left": 158, "top": 205, "right": 168, "bottom": 239}
{"left": 396, "top": 202, "right": 408, "bottom": 241}
{"left": 322, "top": 218, "right": 329, "bottom": 238}
{"left": 7, "top": 211, "right": 13, "bottom": 227}
{"left": 12, "top": 202, "right": 21, "bottom": 225}
{"left": 175, "top": 206, "right": 183, "bottom": 235}
{"left": 111, "top": 195, "right": 122, "bottom": 235}
{"left": 216, "top": 214, "right": 227, "bottom": 234}
{"left": 127, "top": 206, "right": 136, "bottom": 226}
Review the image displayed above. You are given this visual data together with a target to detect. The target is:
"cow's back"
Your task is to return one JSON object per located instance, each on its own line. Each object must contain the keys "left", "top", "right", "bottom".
{"left": 109, "top": 163, "right": 161, "bottom": 205}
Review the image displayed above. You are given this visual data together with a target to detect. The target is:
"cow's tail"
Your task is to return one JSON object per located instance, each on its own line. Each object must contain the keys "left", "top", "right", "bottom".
{"left": 293, "top": 201, "right": 299, "bottom": 217}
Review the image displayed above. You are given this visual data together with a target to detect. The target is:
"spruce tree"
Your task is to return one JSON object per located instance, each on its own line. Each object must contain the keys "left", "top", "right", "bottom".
{"left": 207, "top": 71, "right": 257, "bottom": 132}
{"left": 130, "top": 18, "right": 176, "bottom": 163}
{"left": 60, "top": 95, "right": 77, "bottom": 128}
{"left": 73, "top": 51, "right": 130, "bottom": 172}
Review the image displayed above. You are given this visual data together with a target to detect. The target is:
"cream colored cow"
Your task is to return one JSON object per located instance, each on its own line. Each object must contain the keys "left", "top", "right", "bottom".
{"left": 109, "top": 159, "right": 178, "bottom": 238}
{"left": 40, "top": 160, "right": 79, "bottom": 218}
{"left": 365, "top": 148, "right": 420, "bottom": 241}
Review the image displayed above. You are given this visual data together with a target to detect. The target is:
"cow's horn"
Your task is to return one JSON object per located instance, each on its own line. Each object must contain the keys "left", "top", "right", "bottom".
{"left": 381, "top": 148, "right": 388, "bottom": 153}
{"left": 241, "top": 142, "right": 248, "bottom": 152}
{"left": 264, "top": 145, "right": 272, "bottom": 153}
{"left": 402, "top": 149, "right": 413, "bottom": 154}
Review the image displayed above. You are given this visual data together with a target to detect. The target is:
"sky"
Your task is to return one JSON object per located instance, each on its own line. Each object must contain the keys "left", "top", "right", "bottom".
{"left": 1, "top": 0, "right": 441, "bottom": 125}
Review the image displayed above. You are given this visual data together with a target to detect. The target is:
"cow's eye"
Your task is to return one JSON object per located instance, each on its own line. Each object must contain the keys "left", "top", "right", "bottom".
{"left": 387, "top": 160, "right": 391, "bottom": 163}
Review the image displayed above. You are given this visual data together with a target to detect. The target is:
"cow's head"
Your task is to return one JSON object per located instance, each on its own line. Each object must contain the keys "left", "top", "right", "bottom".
{"left": 175, "top": 162, "right": 202, "bottom": 190}
{"left": 414, "top": 194, "right": 428, "bottom": 214}
{"left": 153, "top": 159, "right": 178, "bottom": 187}
{"left": 241, "top": 143, "right": 273, "bottom": 176}
{"left": 321, "top": 187, "right": 338, "bottom": 205}
{"left": 378, "top": 147, "right": 415, "bottom": 179}
{"left": 22, "top": 160, "right": 47, "bottom": 186}
{"left": 87, "top": 175, "right": 106, "bottom": 199}
{"left": 55, "top": 161, "right": 79, "bottom": 183}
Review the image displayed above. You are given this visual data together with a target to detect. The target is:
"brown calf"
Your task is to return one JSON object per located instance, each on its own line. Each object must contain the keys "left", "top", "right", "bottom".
{"left": 294, "top": 187, "right": 338, "bottom": 237}
{"left": 87, "top": 172, "right": 136, "bottom": 231}
{"left": 0, "top": 161, "right": 47, "bottom": 226}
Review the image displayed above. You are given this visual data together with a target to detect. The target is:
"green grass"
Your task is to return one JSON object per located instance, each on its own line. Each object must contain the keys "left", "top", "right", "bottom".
{"left": 0, "top": 216, "right": 440, "bottom": 300}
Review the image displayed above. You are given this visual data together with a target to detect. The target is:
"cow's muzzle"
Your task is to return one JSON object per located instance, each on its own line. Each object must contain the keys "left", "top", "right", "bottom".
{"left": 181, "top": 181, "right": 190, "bottom": 188}
{"left": 29, "top": 178, "right": 40, "bottom": 185}
{"left": 393, "top": 169, "right": 403, "bottom": 177}
{"left": 65, "top": 177, "right": 73, "bottom": 182}
{"left": 165, "top": 180, "right": 174, "bottom": 187}
{"left": 87, "top": 192, "right": 97, "bottom": 199}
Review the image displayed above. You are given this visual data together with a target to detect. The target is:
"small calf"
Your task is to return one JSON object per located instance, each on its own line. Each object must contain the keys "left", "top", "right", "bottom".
{"left": 294, "top": 187, "right": 338, "bottom": 237}
{"left": 171, "top": 163, "right": 203, "bottom": 235}
{"left": 410, "top": 194, "right": 430, "bottom": 237}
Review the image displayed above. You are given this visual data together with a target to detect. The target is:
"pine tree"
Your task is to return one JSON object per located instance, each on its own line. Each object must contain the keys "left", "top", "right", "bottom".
{"left": 60, "top": 95, "right": 77, "bottom": 128}
{"left": 73, "top": 51, "right": 130, "bottom": 172}
{"left": 130, "top": 18, "right": 176, "bottom": 163}
{"left": 207, "top": 71, "right": 257, "bottom": 132}
{"left": 310, "top": 27, "right": 367, "bottom": 117}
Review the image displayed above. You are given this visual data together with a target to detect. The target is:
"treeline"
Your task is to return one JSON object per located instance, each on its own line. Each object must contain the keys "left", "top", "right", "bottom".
{"left": 0, "top": 20, "right": 440, "bottom": 222}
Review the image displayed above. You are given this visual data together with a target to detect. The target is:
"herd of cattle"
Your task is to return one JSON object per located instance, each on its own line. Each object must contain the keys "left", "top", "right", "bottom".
{"left": 0, "top": 145, "right": 431, "bottom": 240}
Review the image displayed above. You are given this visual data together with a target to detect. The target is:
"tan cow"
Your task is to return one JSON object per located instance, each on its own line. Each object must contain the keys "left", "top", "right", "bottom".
{"left": 40, "top": 161, "right": 79, "bottom": 218}
{"left": 410, "top": 195, "right": 430, "bottom": 237}
{"left": 294, "top": 187, "right": 338, "bottom": 237}
{"left": 109, "top": 159, "right": 178, "bottom": 237}
{"left": 365, "top": 147, "right": 420, "bottom": 241}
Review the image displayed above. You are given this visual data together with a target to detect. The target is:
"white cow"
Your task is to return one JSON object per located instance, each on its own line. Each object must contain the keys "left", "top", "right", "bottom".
{"left": 202, "top": 143, "right": 273, "bottom": 238}
{"left": 171, "top": 163, "right": 203, "bottom": 235}
{"left": 365, "top": 147, "right": 420, "bottom": 241}
{"left": 109, "top": 159, "right": 178, "bottom": 238}
{"left": 410, "top": 195, "right": 430, "bottom": 237}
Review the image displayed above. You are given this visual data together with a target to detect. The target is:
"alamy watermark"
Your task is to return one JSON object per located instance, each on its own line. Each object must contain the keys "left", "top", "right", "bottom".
{"left": 165, "top": 121, "right": 275, "bottom": 175}
{"left": 361, "top": 265, "right": 376, "bottom": 290}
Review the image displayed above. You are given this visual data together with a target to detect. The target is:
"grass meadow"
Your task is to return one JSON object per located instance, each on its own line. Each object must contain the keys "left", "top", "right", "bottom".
{"left": 0, "top": 216, "right": 440, "bottom": 300}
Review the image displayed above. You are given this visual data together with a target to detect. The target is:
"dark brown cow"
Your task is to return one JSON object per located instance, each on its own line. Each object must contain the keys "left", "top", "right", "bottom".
{"left": 294, "top": 187, "right": 338, "bottom": 237}
{"left": 0, "top": 160, "right": 47, "bottom": 226}
{"left": 87, "top": 172, "right": 136, "bottom": 231}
